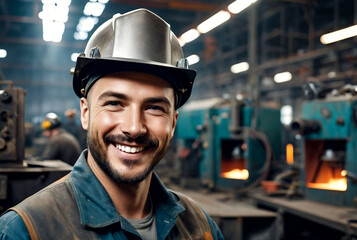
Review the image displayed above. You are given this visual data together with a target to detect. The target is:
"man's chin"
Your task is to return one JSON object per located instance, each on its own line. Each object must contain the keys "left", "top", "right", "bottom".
{"left": 113, "top": 172, "right": 151, "bottom": 184}
{"left": 108, "top": 164, "right": 154, "bottom": 185}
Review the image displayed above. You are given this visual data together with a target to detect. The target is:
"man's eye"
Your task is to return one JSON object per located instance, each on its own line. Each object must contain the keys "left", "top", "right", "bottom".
{"left": 147, "top": 105, "right": 165, "bottom": 112}
{"left": 105, "top": 101, "right": 121, "bottom": 106}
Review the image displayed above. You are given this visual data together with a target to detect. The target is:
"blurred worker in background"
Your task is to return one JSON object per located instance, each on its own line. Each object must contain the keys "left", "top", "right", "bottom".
{"left": 63, "top": 108, "right": 87, "bottom": 149}
{"left": 0, "top": 9, "right": 223, "bottom": 240}
{"left": 40, "top": 112, "right": 81, "bottom": 165}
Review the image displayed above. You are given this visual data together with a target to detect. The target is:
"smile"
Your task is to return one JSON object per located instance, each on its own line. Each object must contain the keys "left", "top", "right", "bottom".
{"left": 116, "top": 144, "right": 144, "bottom": 153}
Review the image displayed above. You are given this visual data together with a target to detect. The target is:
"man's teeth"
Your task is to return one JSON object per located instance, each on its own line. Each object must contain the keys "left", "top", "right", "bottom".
{"left": 116, "top": 144, "right": 144, "bottom": 153}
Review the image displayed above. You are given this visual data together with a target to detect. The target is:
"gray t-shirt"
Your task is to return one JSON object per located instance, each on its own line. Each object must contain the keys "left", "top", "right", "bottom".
{"left": 126, "top": 199, "right": 157, "bottom": 240}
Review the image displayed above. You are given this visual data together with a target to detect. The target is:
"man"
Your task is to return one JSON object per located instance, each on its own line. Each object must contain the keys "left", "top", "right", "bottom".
{"left": 40, "top": 112, "right": 81, "bottom": 165}
{"left": 0, "top": 9, "right": 224, "bottom": 239}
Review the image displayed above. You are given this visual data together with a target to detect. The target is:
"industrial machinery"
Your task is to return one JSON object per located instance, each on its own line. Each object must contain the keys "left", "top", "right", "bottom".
{"left": 291, "top": 83, "right": 357, "bottom": 207}
{"left": 0, "top": 81, "right": 72, "bottom": 212}
{"left": 0, "top": 81, "right": 26, "bottom": 166}
{"left": 176, "top": 97, "right": 282, "bottom": 192}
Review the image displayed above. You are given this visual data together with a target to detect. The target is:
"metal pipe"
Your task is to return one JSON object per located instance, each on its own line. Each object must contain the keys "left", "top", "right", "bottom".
{"left": 290, "top": 119, "right": 321, "bottom": 135}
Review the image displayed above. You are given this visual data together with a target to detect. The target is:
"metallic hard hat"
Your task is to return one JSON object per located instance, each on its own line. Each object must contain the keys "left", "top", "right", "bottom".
{"left": 72, "top": 8, "right": 196, "bottom": 109}
{"left": 42, "top": 112, "right": 61, "bottom": 130}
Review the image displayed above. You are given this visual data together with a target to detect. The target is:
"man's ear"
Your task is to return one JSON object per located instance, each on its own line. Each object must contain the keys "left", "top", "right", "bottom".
{"left": 80, "top": 98, "right": 89, "bottom": 130}
{"left": 170, "top": 111, "right": 179, "bottom": 138}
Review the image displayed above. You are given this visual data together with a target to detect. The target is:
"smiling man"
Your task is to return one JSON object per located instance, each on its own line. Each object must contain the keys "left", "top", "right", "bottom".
{"left": 0, "top": 8, "right": 224, "bottom": 240}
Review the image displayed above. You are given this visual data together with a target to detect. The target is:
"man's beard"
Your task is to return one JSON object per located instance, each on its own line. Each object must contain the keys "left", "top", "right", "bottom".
{"left": 87, "top": 129, "right": 168, "bottom": 185}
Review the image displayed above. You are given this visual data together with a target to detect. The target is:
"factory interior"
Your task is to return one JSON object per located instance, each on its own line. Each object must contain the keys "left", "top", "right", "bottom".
{"left": 1, "top": 0, "right": 357, "bottom": 239}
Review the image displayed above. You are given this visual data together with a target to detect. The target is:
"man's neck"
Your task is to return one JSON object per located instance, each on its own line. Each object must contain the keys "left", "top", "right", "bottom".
{"left": 87, "top": 153, "right": 152, "bottom": 219}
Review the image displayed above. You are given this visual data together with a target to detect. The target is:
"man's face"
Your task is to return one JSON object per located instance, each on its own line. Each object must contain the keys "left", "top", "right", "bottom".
{"left": 80, "top": 72, "right": 178, "bottom": 184}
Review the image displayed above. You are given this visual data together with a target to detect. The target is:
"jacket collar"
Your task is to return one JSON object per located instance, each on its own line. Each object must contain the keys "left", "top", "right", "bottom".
{"left": 69, "top": 150, "right": 184, "bottom": 228}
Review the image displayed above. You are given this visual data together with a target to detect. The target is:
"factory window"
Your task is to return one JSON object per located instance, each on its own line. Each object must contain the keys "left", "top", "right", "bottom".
{"left": 281, "top": 105, "right": 293, "bottom": 126}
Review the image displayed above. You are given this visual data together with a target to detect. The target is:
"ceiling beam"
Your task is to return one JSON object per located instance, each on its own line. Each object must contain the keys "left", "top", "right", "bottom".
{"left": 0, "top": 37, "right": 85, "bottom": 49}
{"left": 110, "top": 0, "right": 221, "bottom": 12}
{"left": 0, "top": 15, "right": 40, "bottom": 24}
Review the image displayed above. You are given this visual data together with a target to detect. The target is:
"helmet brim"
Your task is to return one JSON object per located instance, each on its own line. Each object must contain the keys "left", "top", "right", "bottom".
{"left": 73, "top": 56, "right": 196, "bottom": 109}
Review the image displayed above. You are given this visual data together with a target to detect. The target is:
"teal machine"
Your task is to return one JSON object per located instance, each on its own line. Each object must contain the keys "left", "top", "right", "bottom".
{"left": 176, "top": 97, "right": 282, "bottom": 191}
{"left": 291, "top": 84, "right": 357, "bottom": 206}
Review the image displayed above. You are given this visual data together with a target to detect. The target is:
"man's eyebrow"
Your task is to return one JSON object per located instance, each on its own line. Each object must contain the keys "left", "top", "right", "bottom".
{"left": 97, "top": 91, "right": 129, "bottom": 101}
{"left": 144, "top": 97, "right": 172, "bottom": 108}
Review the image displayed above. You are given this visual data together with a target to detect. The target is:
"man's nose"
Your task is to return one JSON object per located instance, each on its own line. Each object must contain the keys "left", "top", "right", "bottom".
{"left": 120, "top": 108, "right": 147, "bottom": 138}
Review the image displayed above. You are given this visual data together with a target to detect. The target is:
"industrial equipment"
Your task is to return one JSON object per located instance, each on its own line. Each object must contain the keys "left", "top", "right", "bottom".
{"left": 0, "top": 81, "right": 26, "bottom": 166}
{"left": 176, "top": 97, "right": 282, "bottom": 192}
{"left": 0, "top": 81, "right": 72, "bottom": 212}
{"left": 291, "top": 83, "right": 357, "bottom": 206}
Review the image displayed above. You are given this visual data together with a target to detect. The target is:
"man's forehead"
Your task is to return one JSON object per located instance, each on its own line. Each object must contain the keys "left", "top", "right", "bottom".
{"left": 96, "top": 72, "right": 173, "bottom": 89}
{"left": 88, "top": 72, "right": 175, "bottom": 101}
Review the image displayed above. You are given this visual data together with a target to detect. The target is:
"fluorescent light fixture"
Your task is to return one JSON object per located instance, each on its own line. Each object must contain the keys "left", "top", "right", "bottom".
{"left": 281, "top": 105, "right": 293, "bottom": 125}
{"left": 77, "top": 17, "right": 98, "bottom": 32}
{"left": 187, "top": 54, "right": 200, "bottom": 65}
{"left": 42, "top": 4, "right": 55, "bottom": 13}
{"left": 98, "top": 0, "right": 109, "bottom": 3}
{"left": 197, "top": 10, "right": 231, "bottom": 34}
{"left": 39, "top": 4, "right": 68, "bottom": 22}
{"left": 83, "top": 2, "right": 105, "bottom": 17}
{"left": 71, "top": 53, "right": 80, "bottom": 62}
{"left": 42, "top": 20, "right": 65, "bottom": 42}
{"left": 58, "top": 0, "right": 72, "bottom": 7}
{"left": 74, "top": 31, "right": 88, "bottom": 40}
{"left": 320, "top": 25, "right": 357, "bottom": 44}
{"left": 41, "top": 0, "right": 54, "bottom": 4}
{"left": 180, "top": 29, "right": 200, "bottom": 45}
{"left": 228, "top": 0, "right": 257, "bottom": 14}
{"left": 230, "top": 62, "right": 249, "bottom": 73}
{"left": 0, "top": 49, "right": 7, "bottom": 58}
{"left": 39, "top": 0, "right": 70, "bottom": 42}
{"left": 42, "top": 0, "right": 72, "bottom": 6}
{"left": 54, "top": 6, "right": 69, "bottom": 22}
{"left": 274, "top": 71, "right": 292, "bottom": 83}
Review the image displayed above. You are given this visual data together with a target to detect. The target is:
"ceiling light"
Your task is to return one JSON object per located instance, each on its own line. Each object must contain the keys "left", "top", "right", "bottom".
{"left": 56, "top": 0, "right": 72, "bottom": 6}
{"left": 281, "top": 105, "right": 293, "bottom": 126}
{"left": 320, "top": 25, "right": 357, "bottom": 44}
{"left": 230, "top": 62, "right": 249, "bottom": 74}
{"left": 42, "top": 21, "right": 65, "bottom": 42}
{"left": 71, "top": 53, "right": 80, "bottom": 62}
{"left": 39, "top": 4, "right": 69, "bottom": 22}
{"left": 39, "top": 0, "right": 70, "bottom": 42}
{"left": 77, "top": 17, "right": 98, "bottom": 32}
{"left": 274, "top": 71, "right": 292, "bottom": 83}
{"left": 197, "top": 10, "right": 231, "bottom": 34}
{"left": 74, "top": 31, "right": 88, "bottom": 40}
{"left": 228, "top": 0, "right": 257, "bottom": 14}
{"left": 42, "top": 0, "right": 72, "bottom": 6}
{"left": 187, "top": 54, "right": 200, "bottom": 65}
{"left": 179, "top": 29, "right": 200, "bottom": 45}
{"left": 83, "top": 2, "right": 105, "bottom": 17}
{"left": 41, "top": 0, "right": 54, "bottom": 4}
{"left": 0, "top": 49, "right": 7, "bottom": 58}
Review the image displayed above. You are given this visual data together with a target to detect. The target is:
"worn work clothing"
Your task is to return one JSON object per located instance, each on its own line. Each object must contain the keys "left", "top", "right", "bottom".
{"left": 0, "top": 150, "right": 224, "bottom": 240}
{"left": 41, "top": 128, "right": 81, "bottom": 165}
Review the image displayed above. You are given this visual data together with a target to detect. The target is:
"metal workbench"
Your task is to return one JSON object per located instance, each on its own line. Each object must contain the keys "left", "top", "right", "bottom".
{"left": 251, "top": 191, "right": 357, "bottom": 239}
{"left": 0, "top": 160, "right": 72, "bottom": 213}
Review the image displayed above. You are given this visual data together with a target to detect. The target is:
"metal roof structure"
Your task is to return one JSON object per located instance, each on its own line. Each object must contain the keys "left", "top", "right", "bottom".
{"left": 1, "top": 0, "right": 357, "bottom": 121}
